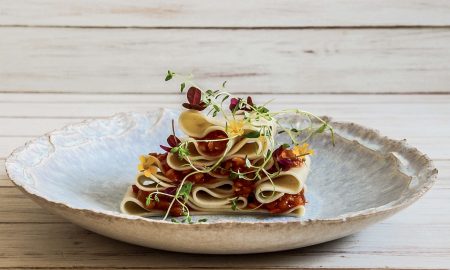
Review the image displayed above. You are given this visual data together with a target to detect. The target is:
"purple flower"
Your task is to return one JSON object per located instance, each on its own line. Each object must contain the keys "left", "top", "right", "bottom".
{"left": 160, "top": 134, "right": 181, "bottom": 152}
{"left": 229, "top": 96, "right": 254, "bottom": 112}
{"left": 182, "top": 87, "right": 207, "bottom": 111}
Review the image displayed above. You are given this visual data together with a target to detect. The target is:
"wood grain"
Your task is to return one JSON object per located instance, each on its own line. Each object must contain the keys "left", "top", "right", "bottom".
{"left": 0, "top": 160, "right": 447, "bottom": 268}
{"left": 0, "top": 160, "right": 13, "bottom": 187}
{"left": 0, "top": 222, "right": 448, "bottom": 269}
{"left": 1, "top": 0, "right": 450, "bottom": 28}
{"left": 1, "top": 28, "right": 450, "bottom": 94}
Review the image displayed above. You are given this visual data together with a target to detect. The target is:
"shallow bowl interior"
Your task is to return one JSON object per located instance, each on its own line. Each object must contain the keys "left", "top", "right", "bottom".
{"left": 5, "top": 109, "right": 437, "bottom": 253}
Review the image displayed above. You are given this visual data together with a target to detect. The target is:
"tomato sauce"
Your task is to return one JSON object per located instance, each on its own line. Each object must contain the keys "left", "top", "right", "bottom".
{"left": 196, "top": 130, "right": 228, "bottom": 156}
{"left": 263, "top": 191, "right": 306, "bottom": 214}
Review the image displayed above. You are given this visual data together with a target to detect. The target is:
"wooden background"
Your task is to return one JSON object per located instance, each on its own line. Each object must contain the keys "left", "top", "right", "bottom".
{"left": 1, "top": 1, "right": 449, "bottom": 269}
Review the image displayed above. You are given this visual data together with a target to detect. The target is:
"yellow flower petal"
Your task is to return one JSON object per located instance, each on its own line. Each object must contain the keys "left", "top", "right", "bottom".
{"left": 293, "top": 143, "right": 314, "bottom": 156}
{"left": 143, "top": 170, "right": 153, "bottom": 177}
{"left": 149, "top": 166, "right": 158, "bottom": 174}
{"left": 143, "top": 166, "right": 158, "bottom": 177}
{"left": 146, "top": 155, "right": 159, "bottom": 166}
{"left": 227, "top": 120, "right": 245, "bottom": 137}
{"left": 137, "top": 164, "right": 144, "bottom": 171}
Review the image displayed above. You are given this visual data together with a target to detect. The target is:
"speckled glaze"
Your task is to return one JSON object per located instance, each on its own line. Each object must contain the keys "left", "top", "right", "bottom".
{"left": 6, "top": 109, "right": 438, "bottom": 254}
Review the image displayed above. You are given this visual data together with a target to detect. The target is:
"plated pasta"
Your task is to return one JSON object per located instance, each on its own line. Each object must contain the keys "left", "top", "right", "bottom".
{"left": 120, "top": 72, "right": 333, "bottom": 222}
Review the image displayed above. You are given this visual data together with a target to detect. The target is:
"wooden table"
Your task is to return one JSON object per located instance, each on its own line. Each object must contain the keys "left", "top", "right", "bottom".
{"left": 1, "top": 1, "right": 449, "bottom": 269}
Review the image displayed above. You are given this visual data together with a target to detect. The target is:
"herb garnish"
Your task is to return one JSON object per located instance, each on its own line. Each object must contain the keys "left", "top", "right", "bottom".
{"left": 142, "top": 70, "right": 334, "bottom": 223}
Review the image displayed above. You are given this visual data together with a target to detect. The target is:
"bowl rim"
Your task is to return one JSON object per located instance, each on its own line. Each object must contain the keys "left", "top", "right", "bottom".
{"left": 5, "top": 109, "right": 438, "bottom": 226}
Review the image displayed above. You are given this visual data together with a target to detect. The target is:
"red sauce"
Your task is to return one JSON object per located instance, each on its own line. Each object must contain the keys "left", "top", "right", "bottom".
{"left": 233, "top": 179, "right": 255, "bottom": 198}
{"left": 196, "top": 130, "right": 228, "bottom": 156}
{"left": 263, "top": 191, "right": 306, "bottom": 214}
{"left": 135, "top": 152, "right": 305, "bottom": 216}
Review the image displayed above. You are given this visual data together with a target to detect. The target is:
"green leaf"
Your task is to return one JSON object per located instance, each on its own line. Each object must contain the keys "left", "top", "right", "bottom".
{"left": 244, "top": 131, "right": 260, "bottom": 138}
{"left": 212, "top": 104, "right": 220, "bottom": 117}
{"left": 229, "top": 171, "right": 238, "bottom": 180}
{"left": 231, "top": 198, "right": 238, "bottom": 211}
{"left": 165, "top": 70, "right": 174, "bottom": 81}
{"left": 145, "top": 195, "right": 152, "bottom": 206}
{"left": 315, "top": 123, "right": 327, "bottom": 134}
{"left": 244, "top": 157, "right": 252, "bottom": 168}
{"left": 180, "top": 82, "right": 186, "bottom": 93}
{"left": 291, "top": 128, "right": 299, "bottom": 133}
{"left": 181, "top": 216, "right": 192, "bottom": 224}
{"left": 221, "top": 95, "right": 229, "bottom": 103}
{"left": 282, "top": 143, "right": 290, "bottom": 148}
{"left": 154, "top": 194, "right": 160, "bottom": 202}
{"left": 177, "top": 146, "right": 190, "bottom": 159}
{"left": 178, "top": 181, "right": 193, "bottom": 203}
{"left": 222, "top": 81, "right": 227, "bottom": 87}
{"left": 171, "top": 218, "right": 179, "bottom": 223}
{"left": 257, "top": 106, "right": 269, "bottom": 113}
{"left": 170, "top": 147, "right": 179, "bottom": 153}
{"left": 198, "top": 218, "right": 208, "bottom": 223}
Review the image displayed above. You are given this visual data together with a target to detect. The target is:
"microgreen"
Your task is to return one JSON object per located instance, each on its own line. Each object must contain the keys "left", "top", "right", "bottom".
{"left": 244, "top": 131, "right": 260, "bottom": 138}
{"left": 154, "top": 70, "right": 334, "bottom": 223}
{"left": 146, "top": 195, "right": 152, "bottom": 206}
{"left": 178, "top": 181, "right": 193, "bottom": 203}
{"left": 231, "top": 198, "right": 239, "bottom": 211}
{"left": 165, "top": 70, "right": 175, "bottom": 81}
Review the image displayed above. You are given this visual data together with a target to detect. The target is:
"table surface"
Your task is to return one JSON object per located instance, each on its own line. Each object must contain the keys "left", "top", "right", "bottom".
{"left": 1, "top": 1, "right": 450, "bottom": 269}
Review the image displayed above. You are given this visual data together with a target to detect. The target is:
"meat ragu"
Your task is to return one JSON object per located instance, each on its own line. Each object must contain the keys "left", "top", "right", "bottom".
{"left": 196, "top": 130, "right": 228, "bottom": 156}
{"left": 120, "top": 74, "right": 333, "bottom": 222}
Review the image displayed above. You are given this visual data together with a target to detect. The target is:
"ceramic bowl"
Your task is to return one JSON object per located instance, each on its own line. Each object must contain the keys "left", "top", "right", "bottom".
{"left": 6, "top": 109, "right": 437, "bottom": 254}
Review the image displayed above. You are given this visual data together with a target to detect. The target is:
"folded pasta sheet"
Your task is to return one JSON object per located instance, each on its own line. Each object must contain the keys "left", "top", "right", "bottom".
{"left": 121, "top": 85, "right": 332, "bottom": 221}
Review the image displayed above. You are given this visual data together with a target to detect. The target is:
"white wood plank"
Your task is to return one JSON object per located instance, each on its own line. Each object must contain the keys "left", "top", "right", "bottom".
{"left": 0, "top": 94, "right": 448, "bottom": 159}
{"left": 1, "top": 0, "right": 450, "bottom": 27}
{"left": 1, "top": 28, "right": 450, "bottom": 94}
{"left": 0, "top": 224, "right": 448, "bottom": 268}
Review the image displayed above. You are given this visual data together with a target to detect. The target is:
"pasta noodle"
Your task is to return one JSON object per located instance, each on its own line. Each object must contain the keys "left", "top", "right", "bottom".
{"left": 120, "top": 83, "right": 331, "bottom": 221}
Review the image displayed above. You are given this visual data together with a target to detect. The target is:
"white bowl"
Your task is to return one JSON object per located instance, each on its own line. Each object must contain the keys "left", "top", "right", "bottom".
{"left": 6, "top": 109, "right": 437, "bottom": 254}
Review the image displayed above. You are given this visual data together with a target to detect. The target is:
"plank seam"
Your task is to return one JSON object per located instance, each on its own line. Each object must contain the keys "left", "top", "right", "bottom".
{"left": 3, "top": 25, "right": 450, "bottom": 30}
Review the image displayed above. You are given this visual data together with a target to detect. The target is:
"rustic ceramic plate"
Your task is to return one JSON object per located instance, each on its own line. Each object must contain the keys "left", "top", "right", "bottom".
{"left": 6, "top": 109, "right": 437, "bottom": 254}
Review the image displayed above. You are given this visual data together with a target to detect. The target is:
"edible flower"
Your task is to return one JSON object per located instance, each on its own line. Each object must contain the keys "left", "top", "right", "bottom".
{"left": 292, "top": 143, "right": 314, "bottom": 156}
{"left": 160, "top": 134, "right": 181, "bottom": 152}
{"left": 182, "top": 87, "right": 207, "bottom": 111}
{"left": 227, "top": 120, "right": 245, "bottom": 137}
{"left": 229, "top": 96, "right": 254, "bottom": 112}
{"left": 138, "top": 155, "right": 159, "bottom": 177}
